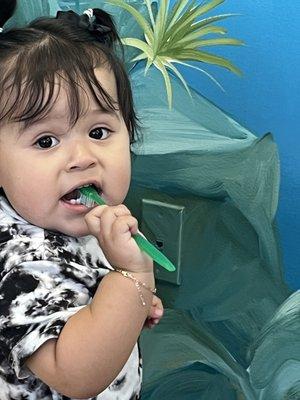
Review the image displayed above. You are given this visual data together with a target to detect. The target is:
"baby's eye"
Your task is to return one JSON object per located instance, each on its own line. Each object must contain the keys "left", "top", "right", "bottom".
{"left": 89, "top": 127, "right": 111, "bottom": 140}
{"left": 35, "top": 136, "right": 59, "bottom": 149}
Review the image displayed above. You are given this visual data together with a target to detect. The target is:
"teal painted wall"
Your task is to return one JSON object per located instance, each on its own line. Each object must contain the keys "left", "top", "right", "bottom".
{"left": 173, "top": 0, "right": 300, "bottom": 289}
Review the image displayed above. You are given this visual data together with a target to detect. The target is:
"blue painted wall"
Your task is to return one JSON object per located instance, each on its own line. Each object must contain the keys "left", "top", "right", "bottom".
{"left": 175, "top": 0, "right": 300, "bottom": 289}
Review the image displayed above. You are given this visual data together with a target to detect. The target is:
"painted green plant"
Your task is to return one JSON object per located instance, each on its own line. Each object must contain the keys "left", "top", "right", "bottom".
{"left": 108, "top": 0, "right": 244, "bottom": 108}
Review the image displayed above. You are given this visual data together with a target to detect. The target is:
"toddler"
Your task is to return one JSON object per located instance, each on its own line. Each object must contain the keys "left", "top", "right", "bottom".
{"left": 0, "top": 1, "right": 163, "bottom": 399}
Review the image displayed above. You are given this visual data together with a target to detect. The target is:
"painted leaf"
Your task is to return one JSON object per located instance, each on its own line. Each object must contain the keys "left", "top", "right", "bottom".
{"left": 153, "top": 57, "right": 173, "bottom": 108}
{"left": 122, "top": 37, "right": 154, "bottom": 60}
{"left": 166, "top": 49, "right": 242, "bottom": 76}
{"left": 108, "top": 0, "right": 154, "bottom": 43}
{"left": 166, "top": 0, "right": 190, "bottom": 29}
{"left": 249, "top": 291, "right": 300, "bottom": 400}
{"left": 140, "top": 309, "right": 256, "bottom": 399}
{"left": 183, "top": 38, "right": 245, "bottom": 49}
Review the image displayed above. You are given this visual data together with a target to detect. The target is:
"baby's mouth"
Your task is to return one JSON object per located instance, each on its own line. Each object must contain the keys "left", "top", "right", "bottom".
{"left": 61, "top": 184, "right": 100, "bottom": 205}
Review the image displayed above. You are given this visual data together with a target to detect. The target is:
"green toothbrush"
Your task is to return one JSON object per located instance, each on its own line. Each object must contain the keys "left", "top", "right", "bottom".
{"left": 79, "top": 186, "right": 176, "bottom": 272}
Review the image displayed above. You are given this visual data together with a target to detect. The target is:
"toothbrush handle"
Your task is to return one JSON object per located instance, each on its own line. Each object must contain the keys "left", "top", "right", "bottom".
{"left": 133, "top": 232, "right": 176, "bottom": 272}
{"left": 78, "top": 187, "right": 175, "bottom": 272}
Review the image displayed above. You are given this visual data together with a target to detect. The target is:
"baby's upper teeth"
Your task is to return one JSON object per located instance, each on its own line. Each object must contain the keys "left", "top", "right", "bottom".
{"left": 78, "top": 184, "right": 93, "bottom": 189}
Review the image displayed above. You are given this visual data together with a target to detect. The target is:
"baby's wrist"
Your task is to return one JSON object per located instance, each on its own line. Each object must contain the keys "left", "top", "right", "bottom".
{"left": 111, "top": 268, "right": 156, "bottom": 306}
{"left": 130, "top": 269, "right": 155, "bottom": 281}
{"left": 121, "top": 257, "right": 154, "bottom": 274}
{"left": 114, "top": 268, "right": 155, "bottom": 283}
{"left": 114, "top": 269, "right": 155, "bottom": 288}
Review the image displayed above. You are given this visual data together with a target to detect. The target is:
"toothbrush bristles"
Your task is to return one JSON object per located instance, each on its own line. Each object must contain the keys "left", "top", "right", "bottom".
{"left": 79, "top": 193, "right": 96, "bottom": 207}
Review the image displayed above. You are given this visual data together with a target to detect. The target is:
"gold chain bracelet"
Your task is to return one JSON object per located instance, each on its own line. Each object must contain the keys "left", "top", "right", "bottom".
{"left": 114, "top": 268, "right": 157, "bottom": 306}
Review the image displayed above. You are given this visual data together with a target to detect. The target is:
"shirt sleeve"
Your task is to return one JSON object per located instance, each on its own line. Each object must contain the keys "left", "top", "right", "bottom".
{"left": 0, "top": 258, "right": 90, "bottom": 379}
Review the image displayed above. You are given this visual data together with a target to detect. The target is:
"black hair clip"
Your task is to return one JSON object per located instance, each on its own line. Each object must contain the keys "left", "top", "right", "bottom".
{"left": 81, "top": 8, "right": 112, "bottom": 40}
{"left": 56, "top": 9, "right": 113, "bottom": 45}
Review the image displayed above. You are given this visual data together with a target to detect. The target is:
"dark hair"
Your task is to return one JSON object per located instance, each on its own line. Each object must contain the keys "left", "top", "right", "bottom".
{"left": 0, "top": 1, "right": 141, "bottom": 146}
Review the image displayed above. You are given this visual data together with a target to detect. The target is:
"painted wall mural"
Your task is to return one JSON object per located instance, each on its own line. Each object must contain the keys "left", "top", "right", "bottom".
{"left": 5, "top": 1, "right": 299, "bottom": 399}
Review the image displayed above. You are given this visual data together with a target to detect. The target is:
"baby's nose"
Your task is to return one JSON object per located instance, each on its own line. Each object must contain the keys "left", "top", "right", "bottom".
{"left": 66, "top": 141, "right": 97, "bottom": 171}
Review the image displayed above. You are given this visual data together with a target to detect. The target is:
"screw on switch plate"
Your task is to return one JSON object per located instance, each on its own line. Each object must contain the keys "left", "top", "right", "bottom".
{"left": 141, "top": 199, "right": 184, "bottom": 285}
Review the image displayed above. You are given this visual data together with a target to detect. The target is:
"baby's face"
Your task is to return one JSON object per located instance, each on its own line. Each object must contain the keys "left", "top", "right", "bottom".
{"left": 0, "top": 67, "right": 131, "bottom": 237}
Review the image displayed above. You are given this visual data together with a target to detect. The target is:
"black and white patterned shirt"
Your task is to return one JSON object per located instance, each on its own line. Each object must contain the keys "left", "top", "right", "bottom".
{"left": 0, "top": 195, "right": 142, "bottom": 399}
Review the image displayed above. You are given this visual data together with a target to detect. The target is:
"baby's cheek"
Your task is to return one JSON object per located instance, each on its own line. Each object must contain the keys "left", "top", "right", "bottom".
{"left": 117, "top": 168, "right": 131, "bottom": 197}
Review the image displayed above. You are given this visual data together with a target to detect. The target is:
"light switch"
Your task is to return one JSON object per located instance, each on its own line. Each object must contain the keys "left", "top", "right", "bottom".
{"left": 141, "top": 199, "right": 184, "bottom": 285}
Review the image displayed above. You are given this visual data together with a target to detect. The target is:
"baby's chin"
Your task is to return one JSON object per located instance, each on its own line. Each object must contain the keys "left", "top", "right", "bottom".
{"left": 42, "top": 222, "right": 91, "bottom": 238}
{"left": 56, "top": 226, "right": 90, "bottom": 238}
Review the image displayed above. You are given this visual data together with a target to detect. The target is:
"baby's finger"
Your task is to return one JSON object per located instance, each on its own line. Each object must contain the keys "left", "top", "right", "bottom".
{"left": 148, "top": 308, "right": 163, "bottom": 321}
{"left": 144, "top": 318, "right": 160, "bottom": 330}
{"left": 84, "top": 204, "right": 130, "bottom": 238}
{"left": 111, "top": 215, "right": 139, "bottom": 239}
{"left": 151, "top": 296, "right": 164, "bottom": 317}
{"left": 151, "top": 294, "right": 161, "bottom": 305}
{"left": 84, "top": 205, "right": 108, "bottom": 237}
{"left": 99, "top": 205, "right": 132, "bottom": 238}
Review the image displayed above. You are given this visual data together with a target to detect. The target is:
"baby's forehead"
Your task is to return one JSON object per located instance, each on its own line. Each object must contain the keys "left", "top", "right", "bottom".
{"left": 43, "top": 83, "right": 97, "bottom": 116}
{"left": 45, "top": 78, "right": 120, "bottom": 121}
{"left": 93, "top": 67, "right": 118, "bottom": 98}
{"left": 45, "top": 69, "right": 119, "bottom": 109}
{"left": 30, "top": 89, "right": 119, "bottom": 123}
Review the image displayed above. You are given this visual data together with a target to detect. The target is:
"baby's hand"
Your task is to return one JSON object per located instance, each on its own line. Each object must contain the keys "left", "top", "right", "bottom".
{"left": 143, "top": 295, "right": 164, "bottom": 329}
{"left": 84, "top": 205, "right": 153, "bottom": 274}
